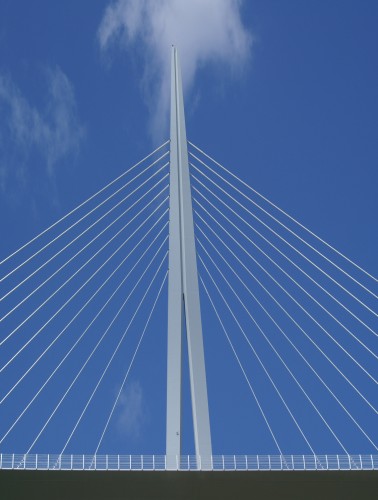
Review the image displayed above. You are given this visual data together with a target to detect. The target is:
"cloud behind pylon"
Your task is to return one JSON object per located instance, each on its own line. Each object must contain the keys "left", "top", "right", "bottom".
{"left": 98, "top": 0, "right": 252, "bottom": 139}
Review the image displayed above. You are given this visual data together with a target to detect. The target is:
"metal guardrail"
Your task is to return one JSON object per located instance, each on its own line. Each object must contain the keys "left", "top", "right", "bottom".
{"left": 0, "top": 454, "right": 377, "bottom": 471}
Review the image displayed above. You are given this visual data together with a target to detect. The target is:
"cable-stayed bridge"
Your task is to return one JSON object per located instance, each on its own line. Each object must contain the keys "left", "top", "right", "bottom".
{"left": 0, "top": 47, "right": 377, "bottom": 498}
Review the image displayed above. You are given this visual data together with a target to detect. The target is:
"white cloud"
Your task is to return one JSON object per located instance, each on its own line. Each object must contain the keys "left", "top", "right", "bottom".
{"left": 98, "top": 0, "right": 252, "bottom": 138}
{"left": 0, "top": 67, "right": 85, "bottom": 195}
{"left": 116, "top": 381, "right": 145, "bottom": 439}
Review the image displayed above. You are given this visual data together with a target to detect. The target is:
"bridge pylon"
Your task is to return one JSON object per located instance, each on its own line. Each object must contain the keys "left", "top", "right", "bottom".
{"left": 166, "top": 46, "right": 212, "bottom": 470}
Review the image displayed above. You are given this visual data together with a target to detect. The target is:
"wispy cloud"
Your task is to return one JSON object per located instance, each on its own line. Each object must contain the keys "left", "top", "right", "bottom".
{"left": 116, "top": 381, "right": 146, "bottom": 440}
{"left": 0, "top": 66, "right": 85, "bottom": 198}
{"left": 98, "top": 0, "right": 252, "bottom": 138}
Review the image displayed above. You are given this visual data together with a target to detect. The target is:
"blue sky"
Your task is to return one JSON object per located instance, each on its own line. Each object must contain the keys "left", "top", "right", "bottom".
{"left": 0, "top": 1, "right": 377, "bottom": 458}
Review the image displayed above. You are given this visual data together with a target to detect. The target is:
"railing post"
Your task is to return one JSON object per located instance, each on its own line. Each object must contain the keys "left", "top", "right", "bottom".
{"left": 371, "top": 454, "right": 374, "bottom": 470}
{"left": 222, "top": 455, "right": 224, "bottom": 470}
{"left": 12, "top": 454, "right": 14, "bottom": 469}
{"left": 348, "top": 454, "right": 351, "bottom": 470}
{"left": 257, "top": 455, "right": 259, "bottom": 470}
{"left": 268, "top": 455, "right": 271, "bottom": 470}
{"left": 337, "top": 455, "right": 340, "bottom": 470}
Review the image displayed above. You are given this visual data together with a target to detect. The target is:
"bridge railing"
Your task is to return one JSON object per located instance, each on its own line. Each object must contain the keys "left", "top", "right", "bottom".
{"left": 0, "top": 453, "right": 377, "bottom": 471}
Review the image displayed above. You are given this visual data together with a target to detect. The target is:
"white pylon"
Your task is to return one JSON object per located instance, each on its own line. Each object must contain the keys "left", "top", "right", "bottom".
{"left": 166, "top": 46, "right": 212, "bottom": 470}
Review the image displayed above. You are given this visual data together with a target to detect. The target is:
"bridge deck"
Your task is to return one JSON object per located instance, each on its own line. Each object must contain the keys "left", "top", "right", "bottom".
{"left": 1, "top": 469, "right": 378, "bottom": 500}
